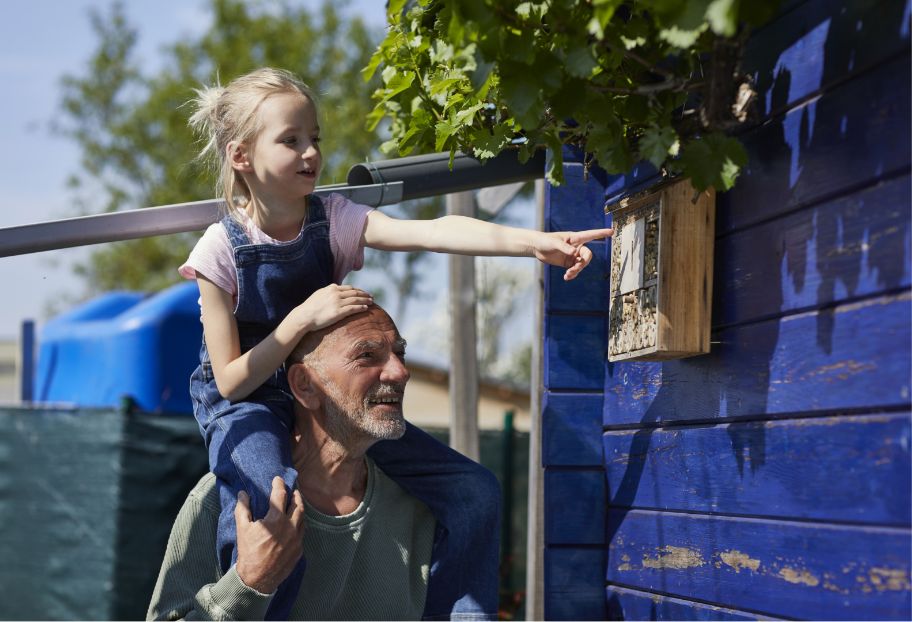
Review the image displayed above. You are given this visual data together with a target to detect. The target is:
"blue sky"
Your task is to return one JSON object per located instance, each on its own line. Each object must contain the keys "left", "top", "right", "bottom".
{"left": 0, "top": 0, "right": 389, "bottom": 338}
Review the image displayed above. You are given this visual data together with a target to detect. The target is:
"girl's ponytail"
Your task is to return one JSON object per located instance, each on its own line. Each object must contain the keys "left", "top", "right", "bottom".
{"left": 188, "top": 83, "right": 225, "bottom": 164}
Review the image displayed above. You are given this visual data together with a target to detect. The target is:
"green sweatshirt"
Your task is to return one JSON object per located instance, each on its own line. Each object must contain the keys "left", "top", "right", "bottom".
{"left": 147, "top": 458, "right": 435, "bottom": 621}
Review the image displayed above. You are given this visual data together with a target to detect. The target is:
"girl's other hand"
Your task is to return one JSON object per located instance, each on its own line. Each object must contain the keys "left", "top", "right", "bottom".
{"left": 293, "top": 284, "right": 372, "bottom": 332}
{"left": 532, "top": 228, "right": 614, "bottom": 281}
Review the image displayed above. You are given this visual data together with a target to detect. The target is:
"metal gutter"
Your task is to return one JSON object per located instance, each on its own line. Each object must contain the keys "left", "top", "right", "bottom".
{"left": 347, "top": 149, "right": 545, "bottom": 201}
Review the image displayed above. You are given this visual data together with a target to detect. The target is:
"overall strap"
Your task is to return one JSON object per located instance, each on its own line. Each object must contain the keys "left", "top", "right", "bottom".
{"left": 220, "top": 214, "right": 251, "bottom": 249}
{"left": 307, "top": 194, "right": 327, "bottom": 224}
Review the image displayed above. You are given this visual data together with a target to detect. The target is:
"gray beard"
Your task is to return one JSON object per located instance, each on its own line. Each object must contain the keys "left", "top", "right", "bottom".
{"left": 321, "top": 379, "right": 407, "bottom": 446}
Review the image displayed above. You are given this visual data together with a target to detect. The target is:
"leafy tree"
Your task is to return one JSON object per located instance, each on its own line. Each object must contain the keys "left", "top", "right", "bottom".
{"left": 58, "top": 0, "right": 384, "bottom": 293}
{"left": 364, "top": 0, "right": 779, "bottom": 189}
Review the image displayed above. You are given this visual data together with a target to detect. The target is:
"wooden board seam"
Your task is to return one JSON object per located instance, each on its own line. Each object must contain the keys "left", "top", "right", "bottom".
{"left": 716, "top": 166, "right": 911, "bottom": 241}
{"left": 708, "top": 286, "right": 912, "bottom": 337}
{"left": 604, "top": 580, "right": 788, "bottom": 621}
{"left": 608, "top": 508, "right": 912, "bottom": 534}
{"left": 602, "top": 407, "right": 912, "bottom": 433}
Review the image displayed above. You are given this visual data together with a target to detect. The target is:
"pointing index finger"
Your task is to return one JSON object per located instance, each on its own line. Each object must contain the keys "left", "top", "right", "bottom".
{"left": 566, "top": 228, "right": 614, "bottom": 245}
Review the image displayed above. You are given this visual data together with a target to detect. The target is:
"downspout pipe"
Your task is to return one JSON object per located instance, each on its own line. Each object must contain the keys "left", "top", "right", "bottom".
{"left": 347, "top": 149, "right": 545, "bottom": 202}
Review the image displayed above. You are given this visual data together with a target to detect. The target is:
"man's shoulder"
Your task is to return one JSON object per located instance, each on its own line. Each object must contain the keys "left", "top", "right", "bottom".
{"left": 186, "top": 472, "right": 221, "bottom": 515}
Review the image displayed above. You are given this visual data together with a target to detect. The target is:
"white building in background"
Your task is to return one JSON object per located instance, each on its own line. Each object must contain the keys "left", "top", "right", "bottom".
{"left": 404, "top": 360, "right": 530, "bottom": 432}
{"left": 0, "top": 339, "right": 17, "bottom": 403}
{"left": 0, "top": 336, "right": 529, "bottom": 429}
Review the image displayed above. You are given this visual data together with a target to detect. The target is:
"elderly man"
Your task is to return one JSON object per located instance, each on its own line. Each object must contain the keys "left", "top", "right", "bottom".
{"left": 147, "top": 305, "right": 499, "bottom": 620}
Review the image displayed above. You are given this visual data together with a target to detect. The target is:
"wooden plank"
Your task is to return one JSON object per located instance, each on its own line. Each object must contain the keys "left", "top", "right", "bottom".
{"left": 446, "top": 191, "right": 480, "bottom": 460}
{"left": 546, "top": 162, "right": 611, "bottom": 232}
{"left": 606, "top": 585, "right": 777, "bottom": 621}
{"left": 607, "top": 509, "right": 912, "bottom": 620}
{"left": 657, "top": 181, "right": 715, "bottom": 356}
{"left": 714, "top": 174, "right": 911, "bottom": 327}
{"left": 602, "top": 413, "right": 911, "bottom": 525}
{"left": 604, "top": 292, "right": 911, "bottom": 426}
{"left": 744, "top": 0, "right": 911, "bottom": 117}
{"left": 545, "top": 313, "right": 607, "bottom": 390}
{"left": 542, "top": 392, "right": 604, "bottom": 467}
{"left": 545, "top": 241, "right": 608, "bottom": 314}
{"left": 545, "top": 469, "right": 606, "bottom": 545}
{"left": 721, "top": 54, "right": 911, "bottom": 232}
{"left": 545, "top": 547, "right": 607, "bottom": 620}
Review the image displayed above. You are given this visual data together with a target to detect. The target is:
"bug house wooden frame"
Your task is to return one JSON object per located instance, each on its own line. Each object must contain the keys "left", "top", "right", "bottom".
{"left": 606, "top": 177, "right": 716, "bottom": 362}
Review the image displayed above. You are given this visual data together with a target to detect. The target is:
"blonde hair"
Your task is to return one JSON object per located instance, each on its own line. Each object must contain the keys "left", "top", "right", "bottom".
{"left": 188, "top": 67, "right": 319, "bottom": 217}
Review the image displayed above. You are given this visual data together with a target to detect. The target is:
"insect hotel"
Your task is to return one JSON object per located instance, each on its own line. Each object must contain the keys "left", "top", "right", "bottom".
{"left": 607, "top": 177, "right": 716, "bottom": 362}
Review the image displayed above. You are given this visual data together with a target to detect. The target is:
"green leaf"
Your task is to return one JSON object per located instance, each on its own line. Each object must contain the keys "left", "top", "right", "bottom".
{"left": 387, "top": 0, "right": 407, "bottom": 21}
{"left": 620, "top": 35, "right": 646, "bottom": 50}
{"left": 362, "top": 49, "right": 385, "bottom": 82}
{"left": 678, "top": 133, "right": 748, "bottom": 191}
{"left": 435, "top": 118, "right": 459, "bottom": 152}
{"left": 398, "top": 123, "right": 430, "bottom": 156}
{"left": 659, "top": 23, "right": 708, "bottom": 48}
{"left": 499, "top": 66, "right": 542, "bottom": 129}
{"left": 470, "top": 58, "right": 494, "bottom": 93}
{"left": 429, "top": 77, "right": 462, "bottom": 96}
{"left": 381, "top": 65, "right": 398, "bottom": 85}
{"left": 470, "top": 124, "right": 512, "bottom": 159}
{"left": 587, "top": 2, "right": 618, "bottom": 40}
{"left": 443, "top": 92, "right": 466, "bottom": 112}
{"left": 706, "top": 0, "right": 739, "bottom": 37}
{"left": 541, "top": 131, "right": 564, "bottom": 185}
{"left": 364, "top": 103, "right": 387, "bottom": 132}
{"left": 564, "top": 44, "right": 598, "bottom": 78}
{"left": 380, "top": 137, "right": 399, "bottom": 155}
{"left": 454, "top": 102, "right": 484, "bottom": 126}
{"left": 515, "top": 2, "right": 534, "bottom": 18}
{"left": 378, "top": 71, "right": 415, "bottom": 102}
{"left": 639, "top": 125, "right": 678, "bottom": 168}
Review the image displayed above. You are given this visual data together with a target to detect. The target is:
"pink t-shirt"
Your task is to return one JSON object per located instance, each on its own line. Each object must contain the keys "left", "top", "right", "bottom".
{"left": 179, "top": 193, "right": 372, "bottom": 305}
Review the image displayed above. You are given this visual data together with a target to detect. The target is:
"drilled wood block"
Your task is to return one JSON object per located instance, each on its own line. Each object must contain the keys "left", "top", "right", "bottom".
{"left": 607, "top": 177, "right": 716, "bottom": 361}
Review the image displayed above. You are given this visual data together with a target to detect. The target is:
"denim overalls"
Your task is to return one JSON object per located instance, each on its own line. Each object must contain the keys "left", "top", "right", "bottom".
{"left": 189, "top": 196, "right": 500, "bottom": 620}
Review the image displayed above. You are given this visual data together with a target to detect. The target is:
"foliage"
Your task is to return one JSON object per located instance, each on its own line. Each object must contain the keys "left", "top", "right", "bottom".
{"left": 364, "top": 0, "right": 779, "bottom": 189}
{"left": 58, "top": 0, "right": 383, "bottom": 293}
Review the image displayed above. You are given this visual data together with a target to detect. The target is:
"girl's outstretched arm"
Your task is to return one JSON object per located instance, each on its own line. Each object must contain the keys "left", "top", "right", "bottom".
{"left": 198, "top": 276, "right": 372, "bottom": 401}
{"left": 362, "top": 210, "right": 612, "bottom": 280}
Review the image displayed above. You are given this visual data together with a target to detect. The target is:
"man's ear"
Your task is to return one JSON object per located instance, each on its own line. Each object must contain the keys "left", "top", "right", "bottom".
{"left": 287, "top": 363, "right": 322, "bottom": 410}
{"left": 227, "top": 141, "right": 252, "bottom": 173}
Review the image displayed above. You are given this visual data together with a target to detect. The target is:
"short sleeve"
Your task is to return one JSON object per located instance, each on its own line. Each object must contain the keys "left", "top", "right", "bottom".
{"left": 179, "top": 223, "right": 238, "bottom": 299}
{"left": 326, "top": 194, "right": 372, "bottom": 283}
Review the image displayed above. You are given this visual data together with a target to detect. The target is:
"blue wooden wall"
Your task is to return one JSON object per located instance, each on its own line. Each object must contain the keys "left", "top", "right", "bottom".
{"left": 542, "top": 0, "right": 911, "bottom": 619}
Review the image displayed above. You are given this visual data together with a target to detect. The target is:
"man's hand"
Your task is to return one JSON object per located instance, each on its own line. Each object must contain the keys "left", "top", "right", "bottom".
{"left": 235, "top": 476, "right": 306, "bottom": 594}
{"left": 532, "top": 228, "right": 614, "bottom": 280}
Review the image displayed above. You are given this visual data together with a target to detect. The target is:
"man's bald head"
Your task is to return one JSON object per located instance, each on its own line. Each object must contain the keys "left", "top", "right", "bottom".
{"left": 287, "top": 304, "right": 399, "bottom": 370}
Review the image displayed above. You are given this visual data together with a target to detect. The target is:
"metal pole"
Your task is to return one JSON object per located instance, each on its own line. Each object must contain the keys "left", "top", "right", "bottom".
{"left": 501, "top": 410, "right": 516, "bottom": 596}
{"left": 447, "top": 190, "right": 479, "bottom": 461}
{"left": 19, "top": 319, "right": 34, "bottom": 402}
{"left": 0, "top": 182, "right": 402, "bottom": 258}
{"left": 525, "top": 179, "right": 546, "bottom": 620}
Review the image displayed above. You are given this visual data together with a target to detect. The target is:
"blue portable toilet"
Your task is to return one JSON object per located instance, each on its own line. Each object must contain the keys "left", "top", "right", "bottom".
{"left": 34, "top": 282, "right": 202, "bottom": 414}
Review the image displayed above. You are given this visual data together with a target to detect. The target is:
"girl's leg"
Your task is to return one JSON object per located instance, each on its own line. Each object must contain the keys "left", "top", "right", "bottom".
{"left": 192, "top": 371, "right": 305, "bottom": 620}
{"left": 368, "top": 422, "right": 501, "bottom": 620}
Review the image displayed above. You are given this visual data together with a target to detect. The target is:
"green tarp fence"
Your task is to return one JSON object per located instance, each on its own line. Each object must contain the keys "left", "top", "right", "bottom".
{"left": 0, "top": 407, "right": 528, "bottom": 620}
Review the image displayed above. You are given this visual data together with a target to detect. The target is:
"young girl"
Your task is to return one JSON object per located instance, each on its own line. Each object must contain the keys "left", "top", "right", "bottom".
{"left": 180, "top": 67, "right": 611, "bottom": 620}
